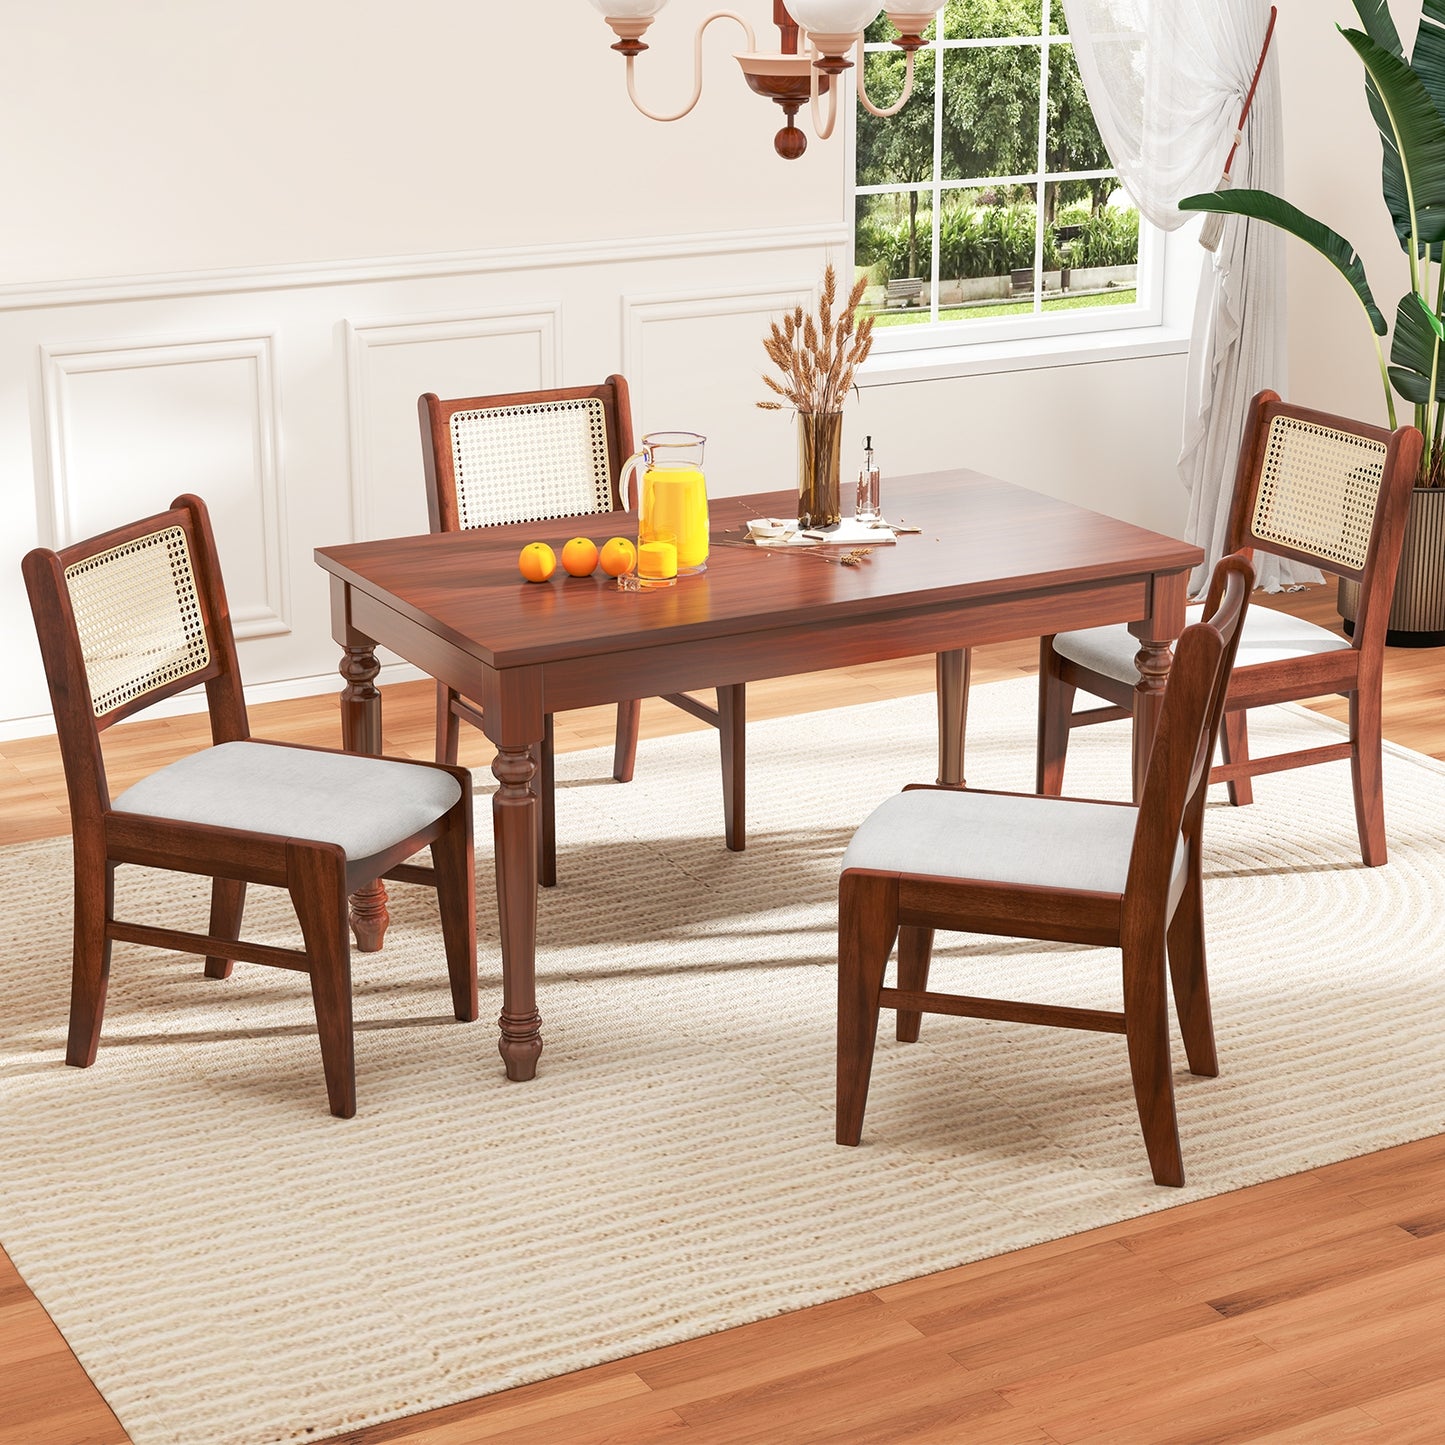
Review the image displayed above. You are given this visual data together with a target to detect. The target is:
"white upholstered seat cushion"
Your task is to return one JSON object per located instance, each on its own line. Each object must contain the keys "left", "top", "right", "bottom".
{"left": 112, "top": 741, "right": 462, "bottom": 861}
{"left": 842, "top": 787, "right": 1183, "bottom": 895}
{"left": 1051, "top": 603, "right": 1352, "bottom": 686}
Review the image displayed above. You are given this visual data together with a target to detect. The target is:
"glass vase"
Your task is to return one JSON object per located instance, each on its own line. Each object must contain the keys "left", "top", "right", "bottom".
{"left": 797, "top": 411, "right": 844, "bottom": 529}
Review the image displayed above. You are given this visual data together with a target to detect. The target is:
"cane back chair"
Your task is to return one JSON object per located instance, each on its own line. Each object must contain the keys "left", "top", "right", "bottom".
{"left": 1038, "top": 391, "right": 1421, "bottom": 866}
{"left": 22, "top": 494, "right": 477, "bottom": 1118}
{"left": 838, "top": 554, "right": 1253, "bottom": 1187}
{"left": 419, "top": 375, "right": 745, "bottom": 887}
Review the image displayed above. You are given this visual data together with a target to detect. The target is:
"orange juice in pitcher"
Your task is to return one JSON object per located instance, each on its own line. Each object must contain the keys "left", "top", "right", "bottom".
{"left": 620, "top": 431, "right": 710, "bottom": 578}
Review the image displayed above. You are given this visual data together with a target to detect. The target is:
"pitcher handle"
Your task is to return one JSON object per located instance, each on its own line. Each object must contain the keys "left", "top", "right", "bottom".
{"left": 618, "top": 449, "right": 648, "bottom": 515}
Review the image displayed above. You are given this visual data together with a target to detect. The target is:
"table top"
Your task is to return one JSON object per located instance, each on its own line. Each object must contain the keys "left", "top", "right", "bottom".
{"left": 315, "top": 470, "right": 1202, "bottom": 671}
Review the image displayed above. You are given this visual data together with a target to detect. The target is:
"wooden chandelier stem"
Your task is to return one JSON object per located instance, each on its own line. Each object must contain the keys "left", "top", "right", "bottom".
{"left": 775, "top": 0, "right": 800, "bottom": 54}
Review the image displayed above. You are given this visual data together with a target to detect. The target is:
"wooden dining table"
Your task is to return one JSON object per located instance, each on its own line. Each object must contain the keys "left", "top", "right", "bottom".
{"left": 315, "top": 469, "right": 1202, "bottom": 1082}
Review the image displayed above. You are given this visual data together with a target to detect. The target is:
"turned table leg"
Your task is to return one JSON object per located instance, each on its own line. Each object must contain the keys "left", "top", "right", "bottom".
{"left": 340, "top": 643, "right": 389, "bottom": 952}
{"left": 936, "top": 648, "right": 970, "bottom": 787}
{"left": 493, "top": 742, "right": 542, "bottom": 1081}
{"left": 1131, "top": 571, "right": 1187, "bottom": 803}
{"left": 1132, "top": 636, "right": 1172, "bottom": 801}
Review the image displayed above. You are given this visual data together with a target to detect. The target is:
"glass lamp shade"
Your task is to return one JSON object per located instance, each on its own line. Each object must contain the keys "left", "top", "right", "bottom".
{"left": 587, "top": 0, "right": 668, "bottom": 15}
{"left": 787, "top": 1, "right": 885, "bottom": 40}
{"left": 884, "top": 3, "right": 944, "bottom": 29}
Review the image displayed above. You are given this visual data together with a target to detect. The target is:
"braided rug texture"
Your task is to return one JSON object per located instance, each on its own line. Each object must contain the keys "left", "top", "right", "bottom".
{"left": 0, "top": 679, "right": 1442, "bottom": 1444}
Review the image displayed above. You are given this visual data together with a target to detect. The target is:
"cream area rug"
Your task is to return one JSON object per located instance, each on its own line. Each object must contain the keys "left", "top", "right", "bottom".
{"left": 2, "top": 679, "right": 1444, "bottom": 1445}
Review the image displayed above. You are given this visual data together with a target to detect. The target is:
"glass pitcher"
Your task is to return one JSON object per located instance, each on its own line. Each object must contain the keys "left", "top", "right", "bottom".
{"left": 619, "top": 431, "right": 710, "bottom": 577}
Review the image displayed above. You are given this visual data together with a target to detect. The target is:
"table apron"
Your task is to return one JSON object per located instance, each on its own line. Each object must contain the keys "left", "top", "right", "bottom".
{"left": 541, "top": 576, "right": 1161, "bottom": 712}
{"left": 343, "top": 573, "right": 1180, "bottom": 735}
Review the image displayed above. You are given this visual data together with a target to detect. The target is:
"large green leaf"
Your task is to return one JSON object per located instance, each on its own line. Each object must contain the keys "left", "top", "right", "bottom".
{"left": 1343, "top": 27, "right": 1445, "bottom": 249}
{"left": 1388, "top": 290, "right": 1445, "bottom": 402}
{"left": 1412, "top": 0, "right": 1445, "bottom": 122}
{"left": 1410, "top": 0, "right": 1445, "bottom": 260}
{"left": 1179, "top": 189, "right": 1386, "bottom": 335}
{"left": 1354, "top": 0, "right": 1413, "bottom": 249}
{"left": 1352, "top": 0, "right": 1403, "bottom": 57}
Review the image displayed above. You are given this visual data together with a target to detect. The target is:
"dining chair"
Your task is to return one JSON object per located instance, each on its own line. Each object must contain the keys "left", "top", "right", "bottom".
{"left": 837, "top": 553, "right": 1254, "bottom": 1187}
{"left": 1037, "top": 390, "right": 1421, "bottom": 866}
{"left": 22, "top": 494, "right": 477, "bottom": 1118}
{"left": 419, "top": 375, "right": 745, "bottom": 887}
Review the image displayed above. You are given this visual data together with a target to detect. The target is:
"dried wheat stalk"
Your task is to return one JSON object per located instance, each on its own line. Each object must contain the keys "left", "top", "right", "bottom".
{"left": 757, "top": 263, "right": 875, "bottom": 416}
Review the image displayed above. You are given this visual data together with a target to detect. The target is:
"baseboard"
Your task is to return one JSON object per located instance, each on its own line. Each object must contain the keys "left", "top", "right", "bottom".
{"left": 0, "top": 660, "right": 430, "bottom": 743}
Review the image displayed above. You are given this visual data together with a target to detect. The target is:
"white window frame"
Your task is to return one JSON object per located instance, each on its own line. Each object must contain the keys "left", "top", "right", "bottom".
{"left": 851, "top": 12, "right": 1187, "bottom": 378}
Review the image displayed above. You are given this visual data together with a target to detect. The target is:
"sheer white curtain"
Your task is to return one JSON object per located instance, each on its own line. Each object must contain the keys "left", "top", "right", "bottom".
{"left": 1063, "top": 0, "right": 1316, "bottom": 591}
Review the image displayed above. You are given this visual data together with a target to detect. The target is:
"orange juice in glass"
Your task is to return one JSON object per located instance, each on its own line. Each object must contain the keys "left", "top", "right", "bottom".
{"left": 620, "top": 431, "right": 709, "bottom": 575}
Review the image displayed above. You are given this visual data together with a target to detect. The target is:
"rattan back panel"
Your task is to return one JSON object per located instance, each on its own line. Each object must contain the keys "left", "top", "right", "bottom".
{"left": 450, "top": 397, "right": 614, "bottom": 530}
{"left": 64, "top": 524, "right": 211, "bottom": 717}
{"left": 1252, "top": 414, "right": 1388, "bottom": 573}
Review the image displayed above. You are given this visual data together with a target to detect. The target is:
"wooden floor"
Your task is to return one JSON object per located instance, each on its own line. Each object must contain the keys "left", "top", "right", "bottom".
{"left": 2, "top": 586, "right": 1444, "bottom": 1445}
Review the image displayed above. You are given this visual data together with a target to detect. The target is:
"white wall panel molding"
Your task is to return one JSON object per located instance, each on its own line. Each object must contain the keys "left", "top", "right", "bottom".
{"left": 0, "top": 223, "right": 849, "bottom": 312}
{"left": 621, "top": 284, "right": 818, "bottom": 496}
{"left": 621, "top": 282, "right": 817, "bottom": 414}
{"left": 39, "top": 331, "right": 288, "bottom": 639}
{"left": 344, "top": 305, "right": 562, "bottom": 541}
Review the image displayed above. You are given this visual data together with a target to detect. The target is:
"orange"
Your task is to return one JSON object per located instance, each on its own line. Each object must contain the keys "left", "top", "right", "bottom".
{"left": 598, "top": 536, "right": 637, "bottom": 577}
{"left": 561, "top": 536, "right": 599, "bottom": 577}
{"left": 517, "top": 542, "right": 556, "bottom": 583}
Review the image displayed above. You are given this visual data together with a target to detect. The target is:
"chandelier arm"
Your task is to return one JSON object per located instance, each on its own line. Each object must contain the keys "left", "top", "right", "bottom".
{"left": 623, "top": 11, "right": 758, "bottom": 123}
{"left": 855, "top": 41, "right": 917, "bottom": 118}
{"left": 806, "top": 40, "right": 842, "bottom": 141}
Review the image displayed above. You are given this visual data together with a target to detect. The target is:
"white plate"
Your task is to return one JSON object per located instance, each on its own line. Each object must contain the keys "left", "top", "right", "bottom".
{"left": 747, "top": 517, "right": 798, "bottom": 540}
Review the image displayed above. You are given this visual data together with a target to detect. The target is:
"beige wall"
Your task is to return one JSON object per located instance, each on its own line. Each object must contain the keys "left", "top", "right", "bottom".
{"left": 1, "top": 1, "right": 1283, "bottom": 732}
{"left": 1279, "top": 0, "right": 1421, "bottom": 426}
{"left": 1, "top": 2, "right": 839, "bottom": 280}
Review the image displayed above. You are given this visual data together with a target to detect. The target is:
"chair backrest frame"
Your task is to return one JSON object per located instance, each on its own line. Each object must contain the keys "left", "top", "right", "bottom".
{"left": 1223, "top": 390, "right": 1422, "bottom": 657}
{"left": 418, "top": 375, "right": 636, "bottom": 536}
{"left": 1125, "top": 553, "right": 1254, "bottom": 911}
{"left": 22, "top": 494, "right": 248, "bottom": 829}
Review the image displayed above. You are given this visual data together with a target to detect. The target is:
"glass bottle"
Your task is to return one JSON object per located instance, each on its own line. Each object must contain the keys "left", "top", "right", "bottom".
{"left": 855, "top": 435, "right": 881, "bottom": 525}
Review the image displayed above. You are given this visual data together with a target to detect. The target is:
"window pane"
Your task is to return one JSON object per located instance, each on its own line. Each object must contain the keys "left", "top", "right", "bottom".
{"left": 858, "top": 48, "right": 936, "bottom": 186}
{"left": 1067, "top": 192, "right": 1140, "bottom": 268}
{"left": 855, "top": 191, "right": 933, "bottom": 292}
{"left": 942, "top": 43, "right": 1041, "bottom": 182}
{"left": 928, "top": 186, "right": 1043, "bottom": 324}
{"left": 1049, "top": 0, "right": 1068, "bottom": 35}
{"left": 1045, "top": 42, "right": 1109, "bottom": 173}
{"left": 943, "top": 0, "right": 1042, "bottom": 41}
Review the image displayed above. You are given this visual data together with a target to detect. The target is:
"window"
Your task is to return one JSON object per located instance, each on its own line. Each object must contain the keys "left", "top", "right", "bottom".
{"left": 853, "top": 0, "right": 1155, "bottom": 352}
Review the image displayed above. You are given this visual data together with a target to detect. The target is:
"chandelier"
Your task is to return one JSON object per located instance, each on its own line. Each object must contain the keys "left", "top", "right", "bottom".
{"left": 587, "top": 1, "right": 944, "bottom": 159}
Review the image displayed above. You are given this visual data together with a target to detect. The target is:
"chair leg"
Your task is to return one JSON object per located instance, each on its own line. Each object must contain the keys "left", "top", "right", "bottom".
{"left": 1036, "top": 638, "right": 1074, "bottom": 796}
{"left": 613, "top": 699, "right": 641, "bottom": 783}
{"left": 718, "top": 683, "right": 746, "bottom": 852}
{"left": 431, "top": 800, "right": 478, "bottom": 1023}
{"left": 895, "top": 925, "right": 934, "bottom": 1043}
{"left": 205, "top": 878, "right": 246, "bottom": 980}
{"left": 836, "top": 871, "right": 899, "bottom": 1147}
{"left": 538, "top": 715, "right": 558, "bottom": 889}
{"left": 1350, "top": 684, "right": 1388, "bottom": 866}
{"left": 66, "top": 845, "right": 114, "bottom": 1069}
{"left": 1121, "top": 932, "right": 1184, "bottom": 1187}
{"left": 436, "top": 683, "right": 461, "bottom": 767}
{"left": 1165, "top": 831, "right": 1217, "bottom": 1078}
{"left": 1219, "top": 710, "right": 1254, "bottom": 807}
{"left": 288, "top": 841, "right": 356, "bottom": 1118}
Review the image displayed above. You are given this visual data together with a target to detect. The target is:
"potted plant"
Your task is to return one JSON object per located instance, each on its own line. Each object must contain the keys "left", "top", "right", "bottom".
{"left": 1181, "top": 0, "right": 1445, "bottom": 644}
